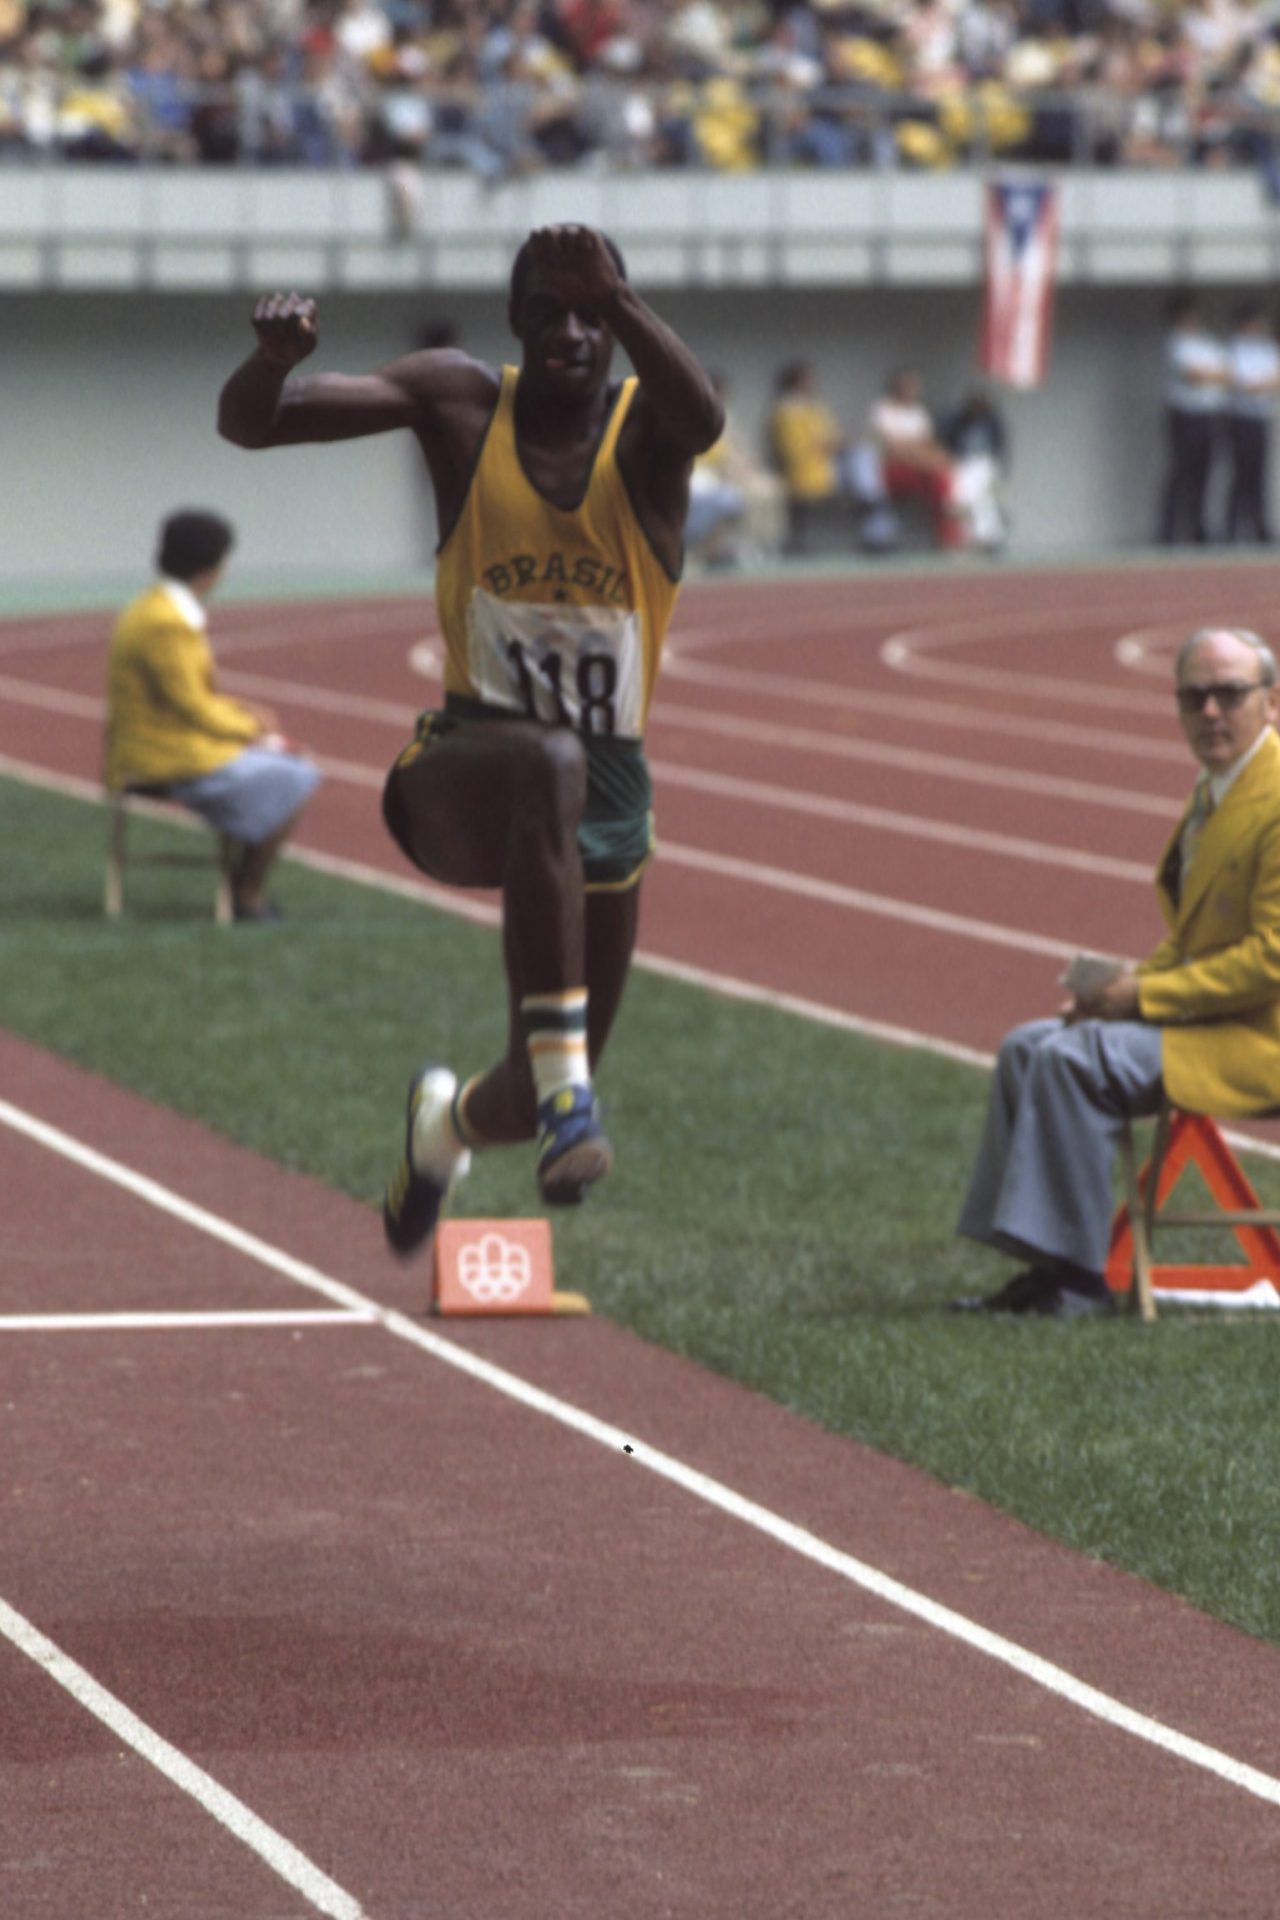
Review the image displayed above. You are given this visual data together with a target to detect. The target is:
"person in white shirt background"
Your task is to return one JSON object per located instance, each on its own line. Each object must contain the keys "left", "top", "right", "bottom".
{"left": 1224, "top": 298, "right": 1280, "bottom": 545}
{"left": 863, "top": 367, "right": 966, "bottom": 551}
{"left": 1157, "top": 290, "right": 1227, "bottom": 546}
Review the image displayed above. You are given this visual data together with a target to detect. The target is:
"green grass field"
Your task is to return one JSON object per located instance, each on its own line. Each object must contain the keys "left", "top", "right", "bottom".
{"left": 4, "top": 771, "right": 1280, "bottom": 1644}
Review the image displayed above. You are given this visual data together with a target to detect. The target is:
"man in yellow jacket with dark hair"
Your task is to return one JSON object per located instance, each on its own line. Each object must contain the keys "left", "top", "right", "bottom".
{"left": 955, "top": 625, "right": 1280, "bottom": 1318}
{"left": 105, "top": 509, "right": 321, "bottom": 922}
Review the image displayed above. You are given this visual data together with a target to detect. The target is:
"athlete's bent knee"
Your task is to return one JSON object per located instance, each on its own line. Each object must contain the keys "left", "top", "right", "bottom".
{"left": 515, "top": 727, "right": 588, "bottom": 827}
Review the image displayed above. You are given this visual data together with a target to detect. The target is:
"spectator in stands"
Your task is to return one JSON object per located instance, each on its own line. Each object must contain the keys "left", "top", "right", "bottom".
{"left": 685, "top": 369, "right": 787, "bottom": 567}
{"left": 56, "top": 49, "right": 142, "bottom": 161}
{"left": 236, "top": 45, "right": 308, "bottom": 167}
{"left": 866, "top": 367, "right": 965, "bottom": 550}
{"left": 13, "top": 0, "right": 1280, "bottom": 177}
{"left": 1223, "top": 298, "right": 1280, "bottom": 543}
{"left": 554, "top": 0, "right": 637, "bottom": 74}
{"left": 292, "top": 39, "right": 365, "bottom": 166}
{"left": 768, "top": 359, "right": 857, "bottom": 555}
{"left": 1157, "top": 291, "right": 1227, "bottom": 545}
{"left": 104, "top": 511, "right": 322, "bottom": 924}
{"left": 124, "top": 18, "right": 198, "bottom": 161}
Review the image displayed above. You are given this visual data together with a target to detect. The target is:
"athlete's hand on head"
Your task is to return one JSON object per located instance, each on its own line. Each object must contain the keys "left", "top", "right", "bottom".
{"left": 252, "top": 292, "right": 319, "bottom": 368}
{"left": 527, "top": 226, "right": 621, "bottom": 315}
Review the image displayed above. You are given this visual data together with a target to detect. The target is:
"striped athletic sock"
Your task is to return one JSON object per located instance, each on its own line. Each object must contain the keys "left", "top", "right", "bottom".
{"left": 450, "top": 1075, "right": 490, "bottom": 1151}
{"left": 521, "top": 989, "right": 591, "bottom": 1109}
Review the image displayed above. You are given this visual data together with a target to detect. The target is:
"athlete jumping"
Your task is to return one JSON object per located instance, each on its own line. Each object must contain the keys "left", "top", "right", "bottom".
{"left": 217, "top": 223, "right": 724, "bottom": 1251}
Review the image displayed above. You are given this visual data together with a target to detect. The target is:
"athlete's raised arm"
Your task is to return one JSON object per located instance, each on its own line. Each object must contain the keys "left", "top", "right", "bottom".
{"left": 216, "top": 291, "right": 490, "bottom": 450}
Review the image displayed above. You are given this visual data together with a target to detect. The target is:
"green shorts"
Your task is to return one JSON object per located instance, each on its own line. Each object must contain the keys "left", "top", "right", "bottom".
{"left": 383, "top": 697, "right": 655, "bottom": 892}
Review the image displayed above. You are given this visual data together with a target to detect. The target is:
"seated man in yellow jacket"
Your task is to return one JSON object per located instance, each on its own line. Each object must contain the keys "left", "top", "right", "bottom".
{"left": 104, "top": 510, "right": 321, "bottom": 922}
{"left": 954, "top": 625, "right": 1280, "bottom": 1318}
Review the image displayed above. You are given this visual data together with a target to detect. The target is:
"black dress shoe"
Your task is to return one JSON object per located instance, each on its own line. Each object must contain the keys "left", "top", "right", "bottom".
{"left": 950, "top": 1268, "right": 1059, "bottom": 1314}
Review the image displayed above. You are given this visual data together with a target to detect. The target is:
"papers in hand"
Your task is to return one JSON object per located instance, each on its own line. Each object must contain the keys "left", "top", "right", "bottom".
{"left": 1059, "top": 952, "right": 1126, "bottom": 997}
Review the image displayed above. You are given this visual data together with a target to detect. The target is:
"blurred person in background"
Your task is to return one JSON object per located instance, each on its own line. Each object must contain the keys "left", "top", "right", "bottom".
{"left": 940, "top": 383, "right": 1010, "bottom": 552}
{"left": 217, "top": 222, "right": 723, "bottom": 1239}
{"left": 685, "top": 368, "right": 787, "bottom": 568}
{"left": 55, "top": 48, "right": 142, "bottom": 160}
{"left": 866, "top": 366, "right": 966, "bottom": 550}
{"left": 123, "top": 14, "right": 198, "bottom": 160}
{"left": 1158, "top": 290, "right": 1227, "bottom": 544}
{"left": 104, "top": 511, "right": 322, "bottom": 923}
{"left": 1223, "top": 297, "right": 1280, "bottom": 543}
{"left": 768, "top": 358, "right": 858, "bottom": 554}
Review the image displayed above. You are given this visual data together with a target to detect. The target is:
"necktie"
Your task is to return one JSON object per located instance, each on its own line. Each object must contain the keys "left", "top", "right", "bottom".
{"left": 1179, "top": 773, "right": 1215, "bottom": 895}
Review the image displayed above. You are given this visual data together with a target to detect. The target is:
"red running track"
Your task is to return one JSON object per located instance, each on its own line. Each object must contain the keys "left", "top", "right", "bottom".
{"left": 5, "top": 1029, "right": 1280, "bottom": 1919}
{"left": 5, "top": 561, "right": 1280, "bottom": 1062}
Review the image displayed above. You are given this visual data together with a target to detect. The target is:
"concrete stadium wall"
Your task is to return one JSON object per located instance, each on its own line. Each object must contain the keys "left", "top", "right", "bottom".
{"left": 0, "top": 279, "right": 1250, "bottom": 589}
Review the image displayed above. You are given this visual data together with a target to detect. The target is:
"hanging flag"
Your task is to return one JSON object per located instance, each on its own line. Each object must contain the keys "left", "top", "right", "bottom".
{"left": 980, "top": 177, "right": 1060, "bottom": 390}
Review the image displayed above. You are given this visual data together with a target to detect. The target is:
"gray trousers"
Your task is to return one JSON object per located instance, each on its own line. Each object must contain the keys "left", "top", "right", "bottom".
{"left": 957, "top": 1017, "right": 1166, "bottom": 1276}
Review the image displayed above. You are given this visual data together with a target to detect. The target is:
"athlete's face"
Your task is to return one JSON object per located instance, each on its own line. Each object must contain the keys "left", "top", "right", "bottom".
{"left": 512, "top": 273, "right": 614, "bottom": 397}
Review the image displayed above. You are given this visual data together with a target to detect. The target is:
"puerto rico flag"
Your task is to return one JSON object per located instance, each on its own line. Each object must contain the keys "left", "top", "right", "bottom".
{"left": 981, "top": 178, "right": 1060, "bottom": 390}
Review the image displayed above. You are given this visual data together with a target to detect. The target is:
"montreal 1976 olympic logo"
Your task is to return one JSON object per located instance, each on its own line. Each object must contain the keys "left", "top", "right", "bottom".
{"left": 456, "top": 1231, "right": 534, "bottom": 1305}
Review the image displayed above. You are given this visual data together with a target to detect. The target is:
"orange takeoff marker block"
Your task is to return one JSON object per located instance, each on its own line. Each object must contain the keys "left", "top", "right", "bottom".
{"left": 431, "top": 1219, "right": 591, "bottom": 1317}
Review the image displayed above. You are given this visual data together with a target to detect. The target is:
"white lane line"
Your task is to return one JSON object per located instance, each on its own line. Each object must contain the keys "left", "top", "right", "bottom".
{"left": 877, "top": 601, "right": 1265, "bottom": 703}
{"left": 0, "top": 676, "right": 101, "bottom": 720}
{"left": 0, "top": 1100, "right": 368, "bottom": 1316}
{"left": 0, "top": 655, "right": 1187, "bottom": 813}
{"left": 632, "top": 947, "right": 996, "bottom": 1068}
{"left": 220, "top": 664, "right": 434, "bottom": 725}
{"left": 0, "top": 604, "right": 424, "bottom": 663}
{"left": 0, "top": 1310, "right": 374, "bottom": 1332}
{"left": 275, "top": 757, "right": 1124, "bottom": 959}
{"left": 663, "top": 653, "right": 1187, "bottom": 763}
{"left": 0, "top": 621, "right": 111, "bottom": 660}
{"left": 649, "top": 761, "right": 1152, "bottom": 884}
{"left": 0, "top": 722, "right": 1125, "bottom": 952}
{"left": 214, "top": 608, "right": 431, "bottom": 657}
{"left": 651, "top": 703, "right": 1182, "bottom": 816}
{"left": 668, "top": 600, "right": 965, "bottom": 654}
{"left": 8, "top": 751, "right": 1279, "bottom": 1160}
{"left": 656, "top": 842, "right": 1088, "bottom": 961}
{"left": 15, "top": 749, "right": 1280, "bottom": 1163}
{"left": 1116, "top": 628, "right": 1186, "bottom": 677}
{"left": 7, "top": 1096, "right": 1280, "bottom": 1818}
{"left": 0, "top": 1597, "right": 368, "bottom": 1920}
{"left": 271, "top": 748, "right": 1152, "bottom": 906}
{"left": 671, "top": 590, "right": 1221, "bottom": 662}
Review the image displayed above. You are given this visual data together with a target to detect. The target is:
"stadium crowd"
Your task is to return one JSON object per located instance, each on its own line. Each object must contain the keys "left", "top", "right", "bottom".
{"left": 3, "top": 0, "right": 1280, "bottom": 176}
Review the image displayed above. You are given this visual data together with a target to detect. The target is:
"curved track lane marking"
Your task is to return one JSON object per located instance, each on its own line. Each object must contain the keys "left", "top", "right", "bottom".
{"left": 878, "top": 601, "right": 1280, "bottom": 704}
{"left": 1115, "top": 628, "right": 1196, "bottom": 677}
{"left": 5, "top": 1093, "right": 1280, "bottom": 1818}
{"left": 0, "top": 1592, "right": 368, "bottom": 1918}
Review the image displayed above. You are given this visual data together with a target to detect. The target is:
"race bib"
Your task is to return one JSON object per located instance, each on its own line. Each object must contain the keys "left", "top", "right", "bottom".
{"left": 465, "top": 590, "right": 644, "bottom": 740}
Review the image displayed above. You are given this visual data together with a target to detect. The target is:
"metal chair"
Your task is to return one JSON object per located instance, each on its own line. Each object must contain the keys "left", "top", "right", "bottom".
{"left": 104, "top": 786, "right": 237, "bottom": 924}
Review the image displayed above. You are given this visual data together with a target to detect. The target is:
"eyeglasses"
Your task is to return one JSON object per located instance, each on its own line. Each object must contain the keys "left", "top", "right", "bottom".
{"left": 1176, "top": 681, "right": 1268, "bottom": 714}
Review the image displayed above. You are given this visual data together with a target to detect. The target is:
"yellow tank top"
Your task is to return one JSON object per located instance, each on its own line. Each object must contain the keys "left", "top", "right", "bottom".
{"left": 435, "top": 366, "right": 680, "bottom": 742}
